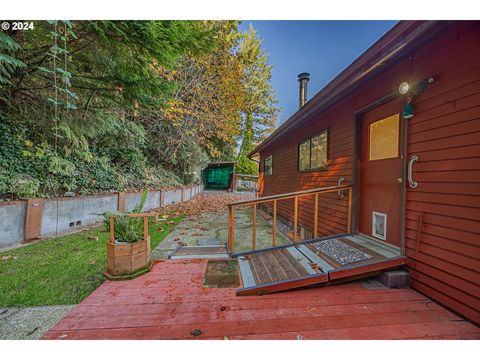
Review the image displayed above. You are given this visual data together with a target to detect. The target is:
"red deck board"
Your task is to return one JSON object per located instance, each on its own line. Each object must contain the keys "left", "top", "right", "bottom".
{"left": 55, "top": 301, "right": 446, "bottom": 331}
{"left": 43, "top": 259, "right": 480, "bottom": 340}
{"left": 216, "top": 322, "right": 480, "bottom": 340}
{"left": 58, "top": 309, "right": 455, "bottom": 335}
{"left": 65, "top": 298, "right": 437, "bottom": 319}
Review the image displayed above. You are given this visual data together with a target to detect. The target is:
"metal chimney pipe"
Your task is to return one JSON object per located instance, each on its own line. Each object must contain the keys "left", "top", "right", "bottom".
{"left": 298, "top": 72, "right": 310, "bottom": 108}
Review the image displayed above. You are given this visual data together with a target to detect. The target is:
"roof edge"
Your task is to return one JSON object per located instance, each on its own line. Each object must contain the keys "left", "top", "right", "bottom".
{"left": 249, "top": 20, "right": 449, "bottom": 158}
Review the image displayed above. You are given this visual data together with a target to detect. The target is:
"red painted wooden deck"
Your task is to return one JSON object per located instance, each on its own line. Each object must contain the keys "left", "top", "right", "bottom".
{"left": 43, "top": 259, "right": 480, "bottom": 340}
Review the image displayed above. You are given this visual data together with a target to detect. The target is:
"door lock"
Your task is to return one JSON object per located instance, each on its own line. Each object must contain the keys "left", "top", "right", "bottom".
{"left": 397, "top": 177, "right": 403, "bottom": 183}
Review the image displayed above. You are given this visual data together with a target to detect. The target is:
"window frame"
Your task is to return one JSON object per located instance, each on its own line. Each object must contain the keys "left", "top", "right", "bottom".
{"left": 264, "top": 154, "right": 273, "bottom": 176}
{"left": 297, "top": 129, "right": 329, "bottom": 172}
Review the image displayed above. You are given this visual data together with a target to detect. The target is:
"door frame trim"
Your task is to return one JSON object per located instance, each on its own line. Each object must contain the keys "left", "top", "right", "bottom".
{"left": 352, "top": 91, "right": 406, "bottom": 255}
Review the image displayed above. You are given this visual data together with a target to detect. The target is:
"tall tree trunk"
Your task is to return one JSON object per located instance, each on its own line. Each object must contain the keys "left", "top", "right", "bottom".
{"left": 239, "top": 112, "right": 253, "bottom": 157}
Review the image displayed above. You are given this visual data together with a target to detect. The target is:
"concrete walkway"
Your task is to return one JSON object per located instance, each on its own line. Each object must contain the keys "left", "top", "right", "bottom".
{"left": 153, "top": 207, "right": 291, "bottom": 259}
{"left": 0, "top": 305, "right": 74, "bottom": 339}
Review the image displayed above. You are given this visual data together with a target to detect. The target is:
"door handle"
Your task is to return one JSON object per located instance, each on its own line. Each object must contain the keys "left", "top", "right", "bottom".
{"left": 408, "top": 155, "right": 419, "bottom": 189}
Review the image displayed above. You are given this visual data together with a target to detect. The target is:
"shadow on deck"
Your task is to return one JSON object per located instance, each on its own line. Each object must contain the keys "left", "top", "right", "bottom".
{"left": 236, "top": 234, "right": 407, "bottom": 296}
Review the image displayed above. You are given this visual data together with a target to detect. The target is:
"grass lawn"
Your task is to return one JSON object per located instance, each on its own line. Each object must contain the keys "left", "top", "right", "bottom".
{"left": 0, "top": 214, "right": 184, "bottom": 307}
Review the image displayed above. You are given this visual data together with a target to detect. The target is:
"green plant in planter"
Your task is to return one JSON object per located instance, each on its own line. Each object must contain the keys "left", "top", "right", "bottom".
{"left": 112, "top": 189, "right": 149, "bottom": 244}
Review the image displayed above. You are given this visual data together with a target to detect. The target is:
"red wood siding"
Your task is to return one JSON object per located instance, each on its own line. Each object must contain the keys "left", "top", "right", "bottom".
{"left": 403, "top": 22, "right": 480, "bottom": 325}
{"left": 257, "top": 21, "right": 480, "bottom": 324}
{"left": 259, "top": 105, "right": 354, "bottom": 236}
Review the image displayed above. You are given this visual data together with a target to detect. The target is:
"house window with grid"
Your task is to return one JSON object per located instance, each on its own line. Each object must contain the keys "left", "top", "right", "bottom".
{"left": 264, "top": 155, "right": 272, "bottom": 176}
{"left": 298, "top": 130, "right": 328, "bottom": 172}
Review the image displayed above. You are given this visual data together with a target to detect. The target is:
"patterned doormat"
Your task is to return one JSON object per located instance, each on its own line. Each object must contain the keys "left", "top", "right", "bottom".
{"left": 310, "top": 238, "right": 373, "bottom": 265}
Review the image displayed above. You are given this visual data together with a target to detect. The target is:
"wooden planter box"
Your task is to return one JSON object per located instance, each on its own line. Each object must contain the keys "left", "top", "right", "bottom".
{"left": 104, "top": 213, "right": 154, "bottom": 280}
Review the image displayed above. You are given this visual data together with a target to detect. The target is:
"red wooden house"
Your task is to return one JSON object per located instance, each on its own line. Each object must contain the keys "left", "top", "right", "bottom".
{"left": 238, "top": 21, "right": 480, "bottom": 324}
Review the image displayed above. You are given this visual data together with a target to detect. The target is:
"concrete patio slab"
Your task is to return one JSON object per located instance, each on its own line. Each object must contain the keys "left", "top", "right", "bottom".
{"left": 153, "top": 207, "right": 291, "bottom": 259}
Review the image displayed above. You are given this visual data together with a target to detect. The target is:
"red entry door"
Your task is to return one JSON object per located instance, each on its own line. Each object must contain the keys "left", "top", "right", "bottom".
{"left": 359, "top": 99, "right": 404, "bottom": 247}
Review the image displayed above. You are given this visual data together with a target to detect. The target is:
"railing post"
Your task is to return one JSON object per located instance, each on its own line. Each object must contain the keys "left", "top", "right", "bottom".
{"left": 313, "top": 193, "right": 318, "bottom": 238}
{"left": 109, "top": 216, "right": 115, "bottom": 243}
{"left": 347, "top": 187, "right": 352, "bottom": 233}
{"left": 293, "top": 196, "right": 298, "bottom": 242}
{"left": 143, "top": 216, "right": 148, "bottom": 239}
{"left": 272, "top": 200, "right": 277, "bottom": 247}
{"left": 252, "top": 204, "right": 257, "bottom": 250}
{"left": 228, "top": 206, "right": 235, "bottom": 254}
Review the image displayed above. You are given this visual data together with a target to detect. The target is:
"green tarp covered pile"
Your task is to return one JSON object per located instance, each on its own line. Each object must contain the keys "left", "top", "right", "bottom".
{"left": 203, "top": 166, "right": 233, "bottom": 189}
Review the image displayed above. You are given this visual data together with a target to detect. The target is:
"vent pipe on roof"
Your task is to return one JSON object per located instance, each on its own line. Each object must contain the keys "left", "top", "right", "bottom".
{"left": 298, "top": 72, "right": 310, "bottom": 108}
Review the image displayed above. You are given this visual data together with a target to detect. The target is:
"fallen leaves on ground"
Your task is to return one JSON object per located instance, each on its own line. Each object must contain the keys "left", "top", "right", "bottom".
{"left": 163, "top": 191, "right": 254, "bottom": 216}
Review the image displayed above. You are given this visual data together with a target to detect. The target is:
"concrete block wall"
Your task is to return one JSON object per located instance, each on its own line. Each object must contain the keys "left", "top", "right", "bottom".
{"left": 0, "top": 184, "right": 202, "bottom": 248}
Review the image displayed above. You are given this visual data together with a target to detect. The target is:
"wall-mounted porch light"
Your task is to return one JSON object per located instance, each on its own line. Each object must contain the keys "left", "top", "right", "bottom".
{"left": 399, "top": 81, "right": 414, "bottom": 119}
{"left": 398, "top": 81, "right": 410, "bottom": 95}
{"left": 398, "top": 77, "right": 435, "bottom": 120}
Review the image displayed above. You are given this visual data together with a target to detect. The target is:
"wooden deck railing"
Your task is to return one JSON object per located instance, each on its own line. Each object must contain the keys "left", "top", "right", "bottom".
{"left": 227, "top": 185, "right": 352, "bottom": 255}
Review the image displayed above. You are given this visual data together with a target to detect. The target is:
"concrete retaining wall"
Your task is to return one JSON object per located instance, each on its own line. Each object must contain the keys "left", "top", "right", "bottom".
{"left": 183, "top": 188, "right": 191, "bottom": 202}
{"left": 0, "top": 202, "right": 26, "bottom": 248}
{"left": 163, "top": 189, "right": 182, "bottom": 206}
{"left": 0, "top": 185, "right": 202, "bottom": 248}
{"left": 125, "top": 190, "right": 161, "bottom": 212}
{"left": 41, "top": 194, "right": 118, "bottom": 237}
{"left": 124, "top": 192, "right": 141, "bottom": 212}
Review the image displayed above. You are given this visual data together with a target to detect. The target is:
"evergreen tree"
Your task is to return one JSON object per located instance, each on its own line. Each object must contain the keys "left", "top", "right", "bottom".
{"left": 236, "top": 25, "right": 279, "bottom": 175}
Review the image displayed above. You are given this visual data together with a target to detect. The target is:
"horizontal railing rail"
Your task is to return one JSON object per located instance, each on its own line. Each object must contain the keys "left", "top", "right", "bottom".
{"left": 235, "top": 174, "right": 259, "bottom": 179}
{"left": 227, "top": 185, "right": 352, "bottom": 255}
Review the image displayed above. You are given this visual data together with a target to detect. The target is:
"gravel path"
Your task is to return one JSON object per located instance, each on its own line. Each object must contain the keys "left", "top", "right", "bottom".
{"left": 0, "top": 305, "right": 74, "bottom": 340}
